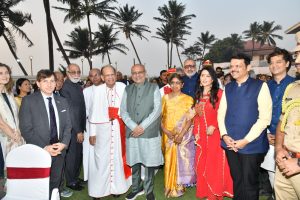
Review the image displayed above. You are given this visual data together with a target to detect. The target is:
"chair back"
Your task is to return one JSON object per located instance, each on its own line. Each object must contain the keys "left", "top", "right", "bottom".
{"left": 3, "top": 144, "right": 51, "bottom": 200}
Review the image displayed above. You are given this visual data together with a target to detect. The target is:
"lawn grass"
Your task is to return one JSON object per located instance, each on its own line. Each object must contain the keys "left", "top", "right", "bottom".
{"left": 62, "top": 169, "right": 269, "bottom": 200}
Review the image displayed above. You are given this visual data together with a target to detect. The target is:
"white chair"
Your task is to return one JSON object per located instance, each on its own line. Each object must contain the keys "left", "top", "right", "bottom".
{"left": 3, "top": 144, "right": 51, "bottom": 200}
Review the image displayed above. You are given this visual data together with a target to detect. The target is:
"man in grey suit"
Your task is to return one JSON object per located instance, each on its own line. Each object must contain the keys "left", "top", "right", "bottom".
{"left": 121, "top": 64, "right": 164, "bottom": 200}
{"left": 60, "top": 63, "right": 86, "bottom": 191}
{"left": 19, "top": 69, "right": 72, "bottom": 196}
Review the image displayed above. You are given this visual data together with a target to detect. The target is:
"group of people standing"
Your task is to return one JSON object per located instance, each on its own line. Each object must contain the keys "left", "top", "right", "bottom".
{"left": 0, "top": 43, "right": 299, "bottom": 200}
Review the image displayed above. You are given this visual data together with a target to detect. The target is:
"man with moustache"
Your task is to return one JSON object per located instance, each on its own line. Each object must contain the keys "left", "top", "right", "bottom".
{"left": 60, "top": 63, "right": 86, "bottom": 191}
{"left": 274, "top": 32, "right": 300, "bottom": 200}
{"left": 121, "top": 64, "right": 163, "bottom": 200}
{"left": 260, "top": 48, "right": 294, "bottom": 193}
{"left": 87, "top": 65, "right": 131, "bottom": 199}
{"left": 182, "top": 58, "right": 199, "bottom": 98}
{"left": 82, "top": 68, "right": 102, "bottom": 183}
{"left": 218, "top": 53, "right": 272, "bottom": 200}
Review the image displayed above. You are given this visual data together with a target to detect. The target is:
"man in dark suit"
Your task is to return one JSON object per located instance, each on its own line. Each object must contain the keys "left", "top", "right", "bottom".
{"left": 60, "top": 63, "right": 86, "bottom": 191}
{"left": 19, "top": 69, "right": 72, "bottom": 196}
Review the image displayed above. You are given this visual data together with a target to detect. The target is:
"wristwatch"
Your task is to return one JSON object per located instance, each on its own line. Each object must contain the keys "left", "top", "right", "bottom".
{"left": 298, "top": 158, "right": 300, "bottom": 167}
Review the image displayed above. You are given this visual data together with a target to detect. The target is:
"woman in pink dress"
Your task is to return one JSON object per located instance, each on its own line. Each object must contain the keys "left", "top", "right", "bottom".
{"left": 193, "top": 67, "right": 233, "bottom": 199}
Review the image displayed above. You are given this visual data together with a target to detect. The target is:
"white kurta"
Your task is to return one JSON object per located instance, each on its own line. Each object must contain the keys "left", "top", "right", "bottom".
{"left": 88, "top": 82, "right": 131, "bottom": 198}
{"left": 82, "top": 85, "right": 98, "bottom": 181}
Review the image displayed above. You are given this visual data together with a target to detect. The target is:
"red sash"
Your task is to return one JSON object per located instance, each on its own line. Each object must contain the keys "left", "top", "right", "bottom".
{"left": 109, "top": 107, "right": 132, "bottom": 179}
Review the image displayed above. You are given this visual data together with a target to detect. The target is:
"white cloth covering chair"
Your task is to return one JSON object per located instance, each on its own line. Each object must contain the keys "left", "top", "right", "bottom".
{"left": 3, "top": 144, "right": 59, "bottom": 200}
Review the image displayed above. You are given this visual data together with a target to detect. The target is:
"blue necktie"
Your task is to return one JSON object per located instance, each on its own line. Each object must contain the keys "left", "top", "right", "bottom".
{"left": 47, "top": 97, "right": 58, "bottom": 144}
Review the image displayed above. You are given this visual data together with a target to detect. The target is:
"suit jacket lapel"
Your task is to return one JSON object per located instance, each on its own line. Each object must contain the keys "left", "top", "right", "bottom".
{"left": 54, "top": 95, "right": 63, "bottom": 141}
{"left": 36, "top": 91, "right": 50, "bottom": 134}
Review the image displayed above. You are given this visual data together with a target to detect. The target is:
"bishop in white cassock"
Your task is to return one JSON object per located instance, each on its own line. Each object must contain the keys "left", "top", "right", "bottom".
{"left": 88, "top": 66, "right": 131, "bottom": 198}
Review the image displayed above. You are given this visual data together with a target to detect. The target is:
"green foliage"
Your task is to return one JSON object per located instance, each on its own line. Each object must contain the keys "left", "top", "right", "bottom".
{"left": 0, "top": 0, "right": 33, "bottom": 50}
{"left": 194, "top": 31, "right": 216, "bottom": 58}
{"left": 94, "top": 23, "right": 128, "bottom": 63}
{"left": 243, "top": 21, "right": 282, "bottom": 47}
{"left": 53, "top": 0, "right": 116, "bottom": 24}
{"left": 63, "top": 26, "right": 96, "bottom": 59}
{"left": 205, "top": 34, "right": 244, "bottom": 63}
{"left": 181, "top": 45, "right": 202, "bottom": 60}
{"left": 153, "top": 0, "right": 195, "bottom": 67}
{"left": 110, "top": 3, "right": 150, "bottom": 64}
{"left": 259, "top": 21, "right": 283, "bottom": 46}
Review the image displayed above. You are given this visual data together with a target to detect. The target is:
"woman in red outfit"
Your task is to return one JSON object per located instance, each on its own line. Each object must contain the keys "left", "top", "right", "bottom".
{"left": 193, "top": 67, "right": 233, "bottom": 199}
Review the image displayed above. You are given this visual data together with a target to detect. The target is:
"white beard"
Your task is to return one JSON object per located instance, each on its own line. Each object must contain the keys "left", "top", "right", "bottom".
{"left": 70, "top": 77, "right": 81, "bottom": 83}
{"left": 186, "top": 71, "right": 197, "bottom": 78}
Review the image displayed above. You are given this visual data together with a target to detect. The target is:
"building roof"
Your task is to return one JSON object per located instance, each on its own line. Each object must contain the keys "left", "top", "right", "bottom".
{"left": 285, "top": 22, "right": 300, "bottom": 34}
{"left": 242, "top": 40, "right": 275, "bottom": 56}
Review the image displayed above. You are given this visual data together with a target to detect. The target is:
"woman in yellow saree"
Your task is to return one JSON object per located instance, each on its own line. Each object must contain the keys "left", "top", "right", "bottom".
{"left": 161, "top": 73, "right": 196, "bottom": 198}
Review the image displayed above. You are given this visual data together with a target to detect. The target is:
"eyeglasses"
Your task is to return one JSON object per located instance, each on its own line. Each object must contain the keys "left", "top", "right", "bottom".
{"left": 184, "top": 65, "right": 196, "bottom": 69}
{"left": 131, "top": 71, "right": 145, "bottom": 76}
{"left": 170, "top": 81, "right": 182, "bottom": 85}
{"left": 68, "top": 71, "right": 81, "bottom": 75}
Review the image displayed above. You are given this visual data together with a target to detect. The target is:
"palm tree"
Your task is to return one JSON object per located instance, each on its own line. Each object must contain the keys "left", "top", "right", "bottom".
{"left": 226, "top": 33, "right": 244, "bottom": 53}
{"left": 54, "top": 0, "right": 116, "bottom": 69}
{"left": 243, "top": 22, "right": 262, "bottom": 59}
{"left": 0, "top": 0, "right": 34, "bottom": 75}
{"left": 94, "top": 24, "right": 128, "bottom": 64}
{"left": 41, "top": 0, "right": 71, "bottom": 71}
{"left": 63, "top": 26, "right": 96, "bottom": 68}
{"left": 195, "top": 31, "right": 216, "bottom": 58}
{"left": 259, "top": 21, "right": 283, "bottom": 46}
{"left": 111, "top": 3, "right": 150, "bottom": 64}
{"left": 154, "top": 0, "right": 195, "bottom": 68}
{"left": 43, "top": 0, "right": 55, "bottom": 71}
{"left": 173, "top": 29, "right": 190, "bottom": 68}
{"left": 153, "top": 24, "right": 171, "bottom": 67}
{"left": 181, "top": 45, "right": 202, "bottom": 61}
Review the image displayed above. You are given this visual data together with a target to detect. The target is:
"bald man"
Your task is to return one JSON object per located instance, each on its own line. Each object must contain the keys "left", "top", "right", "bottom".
{"left": 121, "top": 64, "right": 163, "bottom": 200}
{"left": 82, "top": 68, "right": 102, "bottom": 182}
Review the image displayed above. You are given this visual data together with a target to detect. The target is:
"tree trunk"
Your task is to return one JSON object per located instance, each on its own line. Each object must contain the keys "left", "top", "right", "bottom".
{"left": 87, "top": 14, "right": 93, "bottom": 69}
{"left": 176, "top": 45, "right": 183, "bottom": 68}
{"left": 3, "top": 33, "right": 28, "bottom": 75}
{"left": 167, "top": 42, "right": 169, "bottom": 68}
{"left": 87, "top": 57, "right": 92, "bottom": 69}
{"left": 251, "top": 40, "right": 255, "bottom": 60}
{"left": 50, "top": 19, "right": 70, "bottom": 65}
{"left": 129, "top": 35, "right": 141, "bottom": 64}
{"left": 107, "top": 51, "right": 111, "bottom": 64}
{"left": 169, "top": 40, "right": 173, "bottom": 68}
{"left": 43, "top": 0, "right": 54, "bottom": 71}
{"left": 199, "top": 45, "right": 206, "bottom": 68}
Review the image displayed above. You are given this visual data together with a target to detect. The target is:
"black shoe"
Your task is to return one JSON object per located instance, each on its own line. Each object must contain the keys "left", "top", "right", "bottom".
{"left": 125, "top": 188, "right": 144, "bottom": 200}
{"left": 77, "top": 178, "right": 87, "bottom": 186}
{"left": 146, "top": 192, "right": 155, "bottom": 200}
{"left": 67, "top": 182, "right": 83, "bottom": 191}
{"left": 112, "top": 194, "right": 120, "bottom": 198}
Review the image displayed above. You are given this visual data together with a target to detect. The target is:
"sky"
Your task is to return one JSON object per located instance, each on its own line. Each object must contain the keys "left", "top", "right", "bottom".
{"left": 0, "top": 0, "right": 299, "bottom": 77}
